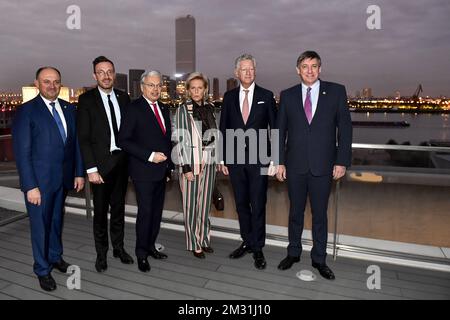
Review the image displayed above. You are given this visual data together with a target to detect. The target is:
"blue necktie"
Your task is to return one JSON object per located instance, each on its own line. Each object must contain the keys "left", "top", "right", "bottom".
{"left": 50, "top": 102, "right": 67, "bottom": 143}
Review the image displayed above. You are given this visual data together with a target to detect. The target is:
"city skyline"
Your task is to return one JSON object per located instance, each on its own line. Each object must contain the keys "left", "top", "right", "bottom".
{"left": 0, "top": 0, "right": 449, "bottom": 97}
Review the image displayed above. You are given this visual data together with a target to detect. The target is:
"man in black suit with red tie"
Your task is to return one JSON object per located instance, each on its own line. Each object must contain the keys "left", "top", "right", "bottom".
{"left": 276, "top": 51, "right": 352, "bottom": 280}
{"left": 77, "top": 56, "right": 133, "bottom": 273}
{"left": 219, "top": 54, "right": 277, "bottom": 270}
{"left": 118, "top": 70, "right": 173, "bottom": 272}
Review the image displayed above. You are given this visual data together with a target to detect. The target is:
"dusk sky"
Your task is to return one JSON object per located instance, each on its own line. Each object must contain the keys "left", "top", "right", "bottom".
{"left": 1, "top": 0, "right": 449, "bottom": 97}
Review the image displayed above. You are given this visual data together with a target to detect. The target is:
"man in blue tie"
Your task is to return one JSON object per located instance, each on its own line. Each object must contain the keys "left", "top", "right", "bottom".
{"left": 12, "top": 67, "right": 85, "bottom": 291}
{"left": 276, "top": 51, "right": 352, "bottom": 280}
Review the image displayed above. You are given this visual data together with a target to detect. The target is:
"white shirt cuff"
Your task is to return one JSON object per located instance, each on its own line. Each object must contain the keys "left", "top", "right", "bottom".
{"left": 149, "top": 152, "right": 155, "bottom": 162}
{"left": 86, "top": 167, "right": 98, "bottom": 174}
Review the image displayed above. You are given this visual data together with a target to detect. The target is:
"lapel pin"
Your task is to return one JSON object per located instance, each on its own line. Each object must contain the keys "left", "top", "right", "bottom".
{"left": 322, "top": 91, "right": 326, "bottom": 95}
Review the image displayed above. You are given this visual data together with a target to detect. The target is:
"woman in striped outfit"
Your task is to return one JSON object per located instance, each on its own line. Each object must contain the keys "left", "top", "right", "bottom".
{"left": 175, "top": 72, "right": 218, "bottom": 259}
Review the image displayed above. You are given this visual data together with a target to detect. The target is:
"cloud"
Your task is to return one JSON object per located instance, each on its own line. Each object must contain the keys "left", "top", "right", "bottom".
{"left": 0, "top": 0, "right": 449, "bottom": 96}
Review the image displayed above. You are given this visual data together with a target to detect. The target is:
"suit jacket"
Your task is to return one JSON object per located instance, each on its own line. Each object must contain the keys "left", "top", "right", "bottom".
{"left": 118, "top": 96, "right": 173, "bottom": 182}
{"left": 219, "top": 84, "right": 277, "bottom": 166}
{"left": 12, "top": 95, "right": 84, "bottom": 193}
{"left": 77, "top": 87, "right": 130, "bottom": 176}
{"left": 277, "top": 80, "right": 352, "bottom": 176}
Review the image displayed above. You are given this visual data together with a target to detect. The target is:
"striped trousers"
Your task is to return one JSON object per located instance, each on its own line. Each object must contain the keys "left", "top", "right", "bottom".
{"left": 179, "top": 163, "right": 216, "bottom": 251}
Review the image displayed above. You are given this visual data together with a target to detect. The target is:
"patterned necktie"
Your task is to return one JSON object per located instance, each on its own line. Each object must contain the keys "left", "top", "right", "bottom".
{"left": 50, "top": 102, "right": 66, "bottom": 143}
{"left": 242, "top": 89, "right": 250, "bottom": 124}
{"left": 304, "top": 87, "right": 312, "bottom": 124}
{"left": 151, "top": 102, "right": 166, "bottom": 135}
{"left": 107, "top": 94, "right": 119, "bottom": 142}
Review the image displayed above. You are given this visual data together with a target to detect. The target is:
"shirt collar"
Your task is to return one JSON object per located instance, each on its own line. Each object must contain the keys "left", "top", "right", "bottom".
{"left": 301, "top": 79, "right": 320, "bottom": 91}
{"left": 240, "top": 82, "right": 255, "bottom": 93}
{"left": 143, "top": 96, "right": 158, "bottom": 107}
{"left": 98, "top": 87, "right": 115, "bottom": 99}
{"left": 40, "top": 95, "right": 58, "bottom": 106}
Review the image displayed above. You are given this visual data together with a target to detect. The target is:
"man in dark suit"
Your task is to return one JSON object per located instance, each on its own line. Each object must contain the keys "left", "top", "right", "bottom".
{"left": 12, "top": 67, "right": 85, "bottom": 291}
{"left": 77, "top": 56, "right": 133, "bottom": 273}
{"left": 276, "top": 51, "right": 352, "bottom": 280}
{"left": 118, "top": 70, "right": 173, "bottom": 272}
{"left": 219, "top": 54, "right": 277, "bottom": 270}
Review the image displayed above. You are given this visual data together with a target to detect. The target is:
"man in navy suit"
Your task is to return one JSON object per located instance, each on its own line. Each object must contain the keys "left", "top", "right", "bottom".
{"left": 118, "top": 70, "right": 173, "bottom": 273}
{"left": 219, "top": 54, "right": 277, "bottom": 270}
{"left": 12, "top": 67, "right": 85, "bottom": 291}
{"left": 276, "top": 51, "right": 352, "bottom": 280}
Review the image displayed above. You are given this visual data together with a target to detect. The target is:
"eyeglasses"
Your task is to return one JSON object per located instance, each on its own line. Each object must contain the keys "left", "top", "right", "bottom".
{"left": 239, "top": 68, "right": 255, "bottom": 74}
{"left": 95, "top": 70, "right": 114, "bottom": 77}
{"left": 142, "top": 83, "right": 162, "bottom": 89}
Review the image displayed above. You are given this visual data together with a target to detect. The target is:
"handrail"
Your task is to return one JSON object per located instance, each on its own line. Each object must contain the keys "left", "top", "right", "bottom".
{"left": 352, "top": 143, "right": 450, "bottom": 152}
{"left": 1, "top": 134, "right": 449, "bottom": 152}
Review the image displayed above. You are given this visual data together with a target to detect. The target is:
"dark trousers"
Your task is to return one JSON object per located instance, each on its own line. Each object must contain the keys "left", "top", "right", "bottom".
{"left": 286, "top": 171, "right": 333, "bottom": 264}
{"left": 133, "top": 179, "right": 166, "bottom": 259}
{"left": 92, "top": 158, "right": 128, "bottom": 256}
{"left": 228, "top": 164, "right": 268, "bottom": 252}
{"left": 25, "top": 186, "right": 66, "bottom": 276}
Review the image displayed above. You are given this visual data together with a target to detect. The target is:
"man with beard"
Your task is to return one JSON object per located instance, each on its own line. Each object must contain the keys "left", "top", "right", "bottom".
{"left": 77, "top": 56, "right": 133, "bottom": 273}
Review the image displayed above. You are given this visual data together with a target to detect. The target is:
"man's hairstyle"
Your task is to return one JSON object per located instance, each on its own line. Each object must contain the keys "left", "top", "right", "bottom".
{"left": 234, "top": 53, "right": 256, "bottom": 70}
{"left": 186, "top": 72, "right": 209, "bottom": 93}
{"left": 92, "top": 56, "right": 115, "bottom": 72}
{"left": 140, "top": 70, "right": 162, "bottom": 83}
{"left": 296, "top": 51, "right": 322, "bottom": 67}
{"left": 35, "top": 66, "right": 61, "bottom": 80}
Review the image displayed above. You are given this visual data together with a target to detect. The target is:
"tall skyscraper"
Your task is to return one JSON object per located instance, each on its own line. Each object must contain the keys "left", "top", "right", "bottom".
{"left": 176, "top": 15, "right": 196, "bottom": 78}
{"left": 115, "top": 73, "right": 128, "bottom": 93}
{"left": 362, "top": 87, "right": 373, "bottom": 99}
{"left": 227, "top": 78, "right": 238, "bottom": 92}
{"left": 129, "top": 69, "right": 145, "bottom": 100}
{"left": 212, "top": 78, "right": 220, "bottom": 100}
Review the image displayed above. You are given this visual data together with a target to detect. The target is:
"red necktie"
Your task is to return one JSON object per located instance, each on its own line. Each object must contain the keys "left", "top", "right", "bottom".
{"left": 151, "top": 102, "right": 166, "bottom": 134}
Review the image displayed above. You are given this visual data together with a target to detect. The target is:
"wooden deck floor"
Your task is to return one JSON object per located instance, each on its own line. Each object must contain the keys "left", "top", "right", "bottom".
{"left": 0, "top": 211, "right": 449, "bottom": 300}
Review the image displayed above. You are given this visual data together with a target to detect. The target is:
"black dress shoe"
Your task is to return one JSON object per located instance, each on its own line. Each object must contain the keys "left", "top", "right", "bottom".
{"left": 137, "top": 258, "right": 151, "bottom": 272}
{"left": 113, "top": 248, "right": 134, "bottom": 264}
{"left": 253, "top": 251, "right": 267, "bottom": 270}
{"left": 149, "top": 249, "right": 168, "bottom": 260}
{"left": 277, "top": 255, "right": 300, "bottom": 270}
{"left": 202, "top": 246, "right": 214, "bottom": 253}
{"left": 312, "top": 262, "right": 335, "bottom": 280}
{"left": 95, "top": 255, "right": 108, "bottom": 273}
{"left": 38, "top": 274, "right": 57, "bottom": 291}
{"left": 193, "top": 251, "right": 205, "bottom": 259}
{"left": 229, "top": 243, "right": 252, "bottom": 259}
{"left": 52, "top": 259, "right": 70, "bottom": 273}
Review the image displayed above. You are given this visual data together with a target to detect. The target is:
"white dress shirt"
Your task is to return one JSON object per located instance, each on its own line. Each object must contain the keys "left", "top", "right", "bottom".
{"left": 41, "top": 95, "right": 67, "bottom": 135}
{"left": 301, "top": 80, "right": 320, "bottom": 119}
{"left": 239, "top": 82, "right": 255, "bottom": 114}
{"left": 143, "top": 97, "right": 166, "bottom": 162}
{"left": 86, "top": 88, "right": 122, "bottom": 174}
{"left": 98, "top": 87, "right": 121, "bottom": 151}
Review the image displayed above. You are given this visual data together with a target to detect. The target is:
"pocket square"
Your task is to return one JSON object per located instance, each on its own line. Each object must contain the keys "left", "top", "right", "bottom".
{"left": 257, "top": 101, "right": 265, "bottom": 104}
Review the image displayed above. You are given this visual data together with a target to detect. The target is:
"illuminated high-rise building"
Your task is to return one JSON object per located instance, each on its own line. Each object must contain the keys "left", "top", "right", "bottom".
{"left": 129, "top": 69, "right": 145, "bottom": 100}
{"left": 115, "top": 73, "right": 128, "bottom": 93}
{"left": 176, "top": 15, "right": 196, "bottom": 78}
{"left": 212, "top": 78, "right": 220, "bottom": 100}
{"left": 226, "top": 78, "right": 238, "bottom": 92}
{"left": 22, "top": 86, "right": 69, "bottom": 103}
